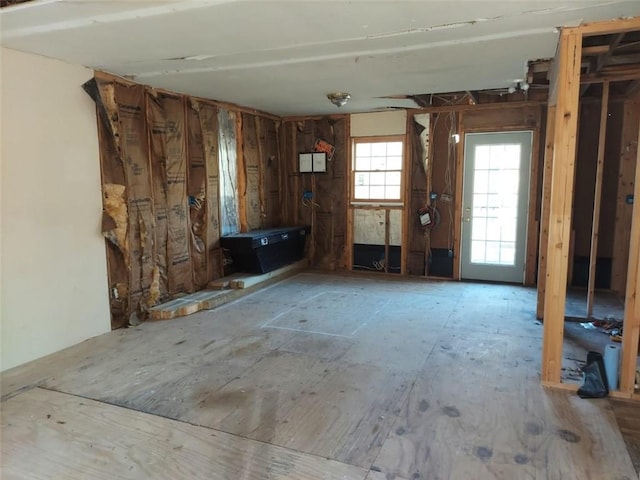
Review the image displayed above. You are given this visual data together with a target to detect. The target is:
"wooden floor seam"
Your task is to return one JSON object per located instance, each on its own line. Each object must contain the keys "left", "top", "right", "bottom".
{"left": 29, "top": 385, "right": 375, "bottom": 473}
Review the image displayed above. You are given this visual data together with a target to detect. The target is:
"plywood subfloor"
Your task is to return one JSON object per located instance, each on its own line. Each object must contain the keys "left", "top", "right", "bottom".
{"left": 612, "top": 398, "right": 640, "bottom": 475}
{"left": 2, "top": 272, "right": 637, "bottom": 480}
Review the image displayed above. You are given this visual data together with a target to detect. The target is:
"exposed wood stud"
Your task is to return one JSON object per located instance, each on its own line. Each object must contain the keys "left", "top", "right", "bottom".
{"left": 385, "top": 208, "right": 391, "bottom": 274}
{"left": 596, "top": 33, "right": 626, "bottom": 72}
{"left": 619, "top": 120, "right": 640, "bottom": 395}
{"left": 254, "top": 116, "right": 266, "bottom": 225}
{"left": 542, "top": 30, "right": 582, "bottom": 384}
{"left": 536, "top": 105, "right": 556, "bottom": 319}
{"left": 525, "top": 106, "right": 542, "bottom": 286}
{"left": 586, "top": 81, "right": 610, "bottom": 317}
{"left": 611, "top": 100, "right": 640, "bottom": 297}
{"left": 235, "top": 114, "right": 248, "bottom": 232}
{"left": 452, "top": 112, "right": 464, "bottom": 280}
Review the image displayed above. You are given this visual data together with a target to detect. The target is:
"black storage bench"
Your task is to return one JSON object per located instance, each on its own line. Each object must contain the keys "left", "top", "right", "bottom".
{"left": 220, "top": 225, "right": 310, "bottom": 274}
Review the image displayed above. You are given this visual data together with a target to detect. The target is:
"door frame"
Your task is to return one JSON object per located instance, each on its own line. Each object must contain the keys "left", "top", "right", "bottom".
{"left": 459, "top": 130, "right": 534, "bottom": 283}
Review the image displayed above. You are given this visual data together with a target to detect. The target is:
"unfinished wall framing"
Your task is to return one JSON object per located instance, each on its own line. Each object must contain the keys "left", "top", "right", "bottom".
{"left": 538, "top": 17, "right": 640, "bottom": 399}
{"left": 280, "top": 117, "right": 349, "bottom": 270}
{"left": 405, "top": 103, "right": 543, "bottom": 282}
{"left": 89, "top": 72, "right": 283, "bottom": 328}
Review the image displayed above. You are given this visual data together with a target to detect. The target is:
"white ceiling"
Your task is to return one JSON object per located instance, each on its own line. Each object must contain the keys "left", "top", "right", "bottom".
{"left": 2, "top": 1, "right": 640, "bottom": 116}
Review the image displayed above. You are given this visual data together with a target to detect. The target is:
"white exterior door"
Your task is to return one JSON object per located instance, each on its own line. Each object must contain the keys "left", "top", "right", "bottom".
{"left": 460, "top": 131, "right": 532, "bottom": 283}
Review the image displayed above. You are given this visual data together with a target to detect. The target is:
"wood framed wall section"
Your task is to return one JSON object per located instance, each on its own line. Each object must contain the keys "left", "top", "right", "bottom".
{"left": 586, "top": 81, "right": 610, "bottom": 317}
{"left": 620, "top": 120, "right": 640, "bottom": 397}
{"left": 540, "top": 16, "right": 640, "bottom": 399}
{"left": 541, "top": 28, "right": 582, "bottom": 386}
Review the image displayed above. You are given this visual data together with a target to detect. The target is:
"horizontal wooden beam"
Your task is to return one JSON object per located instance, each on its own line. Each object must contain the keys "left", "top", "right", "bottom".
{"left": 582, "top": 45, "right": 610, "bottom": 56}
{"left": 410, "top": 100, "right": 546, "bottom": 114}
{"left": 607, "top": 53, "right": 640, "bottom": 65}
{"left": 581, "top": 71, "right": 640, "bottom": 84}
{"left": 576, "top": 16, "right": 640, "bottom": 37}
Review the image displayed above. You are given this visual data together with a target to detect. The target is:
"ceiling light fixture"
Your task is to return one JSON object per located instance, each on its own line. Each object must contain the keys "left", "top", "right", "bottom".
{"left": 508, "top": 80, "right": 530, "bottom": 94}
{"left": 327, "top": 92, "right": 351, "bottom": 107}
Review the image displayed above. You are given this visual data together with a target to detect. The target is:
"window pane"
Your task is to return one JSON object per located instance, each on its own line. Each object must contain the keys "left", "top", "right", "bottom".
{"left": 475, "top": 146, "right": 491, "bottom": 169}
{"left": 370, "top": 171, "right": 385, "bottom": 185}
{"left": 371, "top": 156, "right": 387, "bottom": 170}
{"left": 355, "top": 156, "right": 371, "bottom": 171}
{"left": 471, "top": 241, "right": 486, "bottom": 263}
{"left": 474, "top": 170, "right": 489, "bottom": 194}
{"left": 387, "top": 142, "right": 403, "bottom": 156}
{"left": 355, "top": 143, "right": 371, "bottom": 156}
{"left": 356, "top": 172, "right": 369, "bottom": 186}
{"left": 385, "top": 186, "right": 401, "bottom": 199}
{"left": 485, "top": 241, "right": 501, "bottom": 263}
{"left": 352, "top": 141, "right": 403, "bottom": 202}
{"left": 387, "top": 156, "right": 402, "bottom": 170}
{"left": 500, "top": 242, "right": 516, "bottom": 265}
{"left": 354, "top": 185, "right": 369, "bottom": 199}
{"left": 386, "top": 171, "right": 401, "bottom": 186}
{"left": 371, "top": 143, "right": 387, "bottom": 156}
{"left": 472, "top": 218, "right": 487, "bottom": 241}
{"left": 370, "top": 186, "right": 385, "bottom": 198}
{"left": 486, "top": 218, "right": 501, "bottom": 241}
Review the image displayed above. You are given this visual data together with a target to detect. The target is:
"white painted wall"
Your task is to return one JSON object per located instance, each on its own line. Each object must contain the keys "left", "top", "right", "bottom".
{"left": 350, "top": 111, "right": 407, "bottom": 137}
{"left": 0, "top": 47, "right": 110, "bottom": 371}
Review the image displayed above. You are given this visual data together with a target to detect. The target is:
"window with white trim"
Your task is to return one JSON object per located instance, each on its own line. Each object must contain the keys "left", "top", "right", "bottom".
{"left": 352, "top": 139, "right": 403, "bottom": 202}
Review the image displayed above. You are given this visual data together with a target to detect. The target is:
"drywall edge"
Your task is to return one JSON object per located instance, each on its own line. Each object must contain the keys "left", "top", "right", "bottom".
{"left": 1, "top": 47, "right": 110, "bottom": 371}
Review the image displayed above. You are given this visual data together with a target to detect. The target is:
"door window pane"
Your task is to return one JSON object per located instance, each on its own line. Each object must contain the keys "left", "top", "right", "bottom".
{"left": 469, "top": 142, "right": 523, "bottom": 267}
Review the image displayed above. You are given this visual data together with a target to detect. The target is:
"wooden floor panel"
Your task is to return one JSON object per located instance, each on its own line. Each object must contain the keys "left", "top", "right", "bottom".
{"left": 1, "top": 388, "right": 366, "bottom": 480}
{"left": 372, "top": 330, "right": 636, "bottom": 480}
{"left": 2, "top": 272, "right": 637, "bottom": 479}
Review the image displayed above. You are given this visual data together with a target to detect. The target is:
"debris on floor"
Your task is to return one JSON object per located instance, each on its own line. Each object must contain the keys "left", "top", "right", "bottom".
{"left": 580, "top": 316, "right": 624, "bottom": 342}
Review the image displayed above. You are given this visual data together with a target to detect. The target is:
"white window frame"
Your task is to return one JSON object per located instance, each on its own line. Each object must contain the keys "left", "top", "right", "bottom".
{"left": 351, "top": 136, "right": 405, "bottom": 206}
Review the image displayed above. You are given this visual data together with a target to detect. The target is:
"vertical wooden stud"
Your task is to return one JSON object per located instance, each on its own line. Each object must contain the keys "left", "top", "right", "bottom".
{"left": 542, "top": 29, "right": 582, "bottom": 385}
{"left": 385, "top": 208, "right": 391, "bottom": 274}
{"left": 619, "top": 120, "right": 640, "bottom": 395}
{"left": 236, "top": 114, "right": 248, "bottom": 232}
{"left": 525, "top": 108, "right": 542, "bottom": 286}
{"left": 611, "top": 100, "right": 640, "bottom": 297}
{"left": 586, "top": 81, "right": 610, "bottom": 317}
{"left": 536, "top": 105, "right": 556, "bottom": 319}
{"left": 255, "top": 116, "right": 266, "bottom": 225}
{"left": 453, "top": 112, "right": 464, "bottom": 280}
